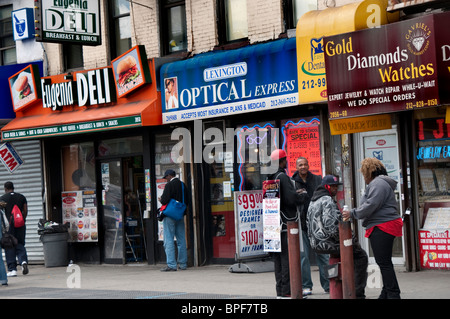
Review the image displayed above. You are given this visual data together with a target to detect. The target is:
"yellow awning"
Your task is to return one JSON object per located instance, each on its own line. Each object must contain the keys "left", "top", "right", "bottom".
{"left": 296, "top": 0, "right": 398, "bottom": 104}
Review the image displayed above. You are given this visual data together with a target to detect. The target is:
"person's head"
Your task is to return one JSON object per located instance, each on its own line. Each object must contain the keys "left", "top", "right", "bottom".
{"left": 162, "top": 169, "right": 176, "bottom": 182}
{"left": 4, "top": 181, "right": 14, "bottom": 193}
{"left": 165, "top": 78, "right": 175, "bottom": 92}
{"left": 270, "top": 149, "right": 287, "bottom": 169}
{"left": 360, "top": 158, "right": 387, "bottom": 184}
{"left": 296, "top": 157, "right": 309, "bottom": 177}
{"left": 321, "top": 175, "right": 342, "bottom": 196}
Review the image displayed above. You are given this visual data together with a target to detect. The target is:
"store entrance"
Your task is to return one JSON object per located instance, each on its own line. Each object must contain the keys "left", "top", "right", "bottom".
{"left": 100, "top": 156, "right": 146, "bottom": 264}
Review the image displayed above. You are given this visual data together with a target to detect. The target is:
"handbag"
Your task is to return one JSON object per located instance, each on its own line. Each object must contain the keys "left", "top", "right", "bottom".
{"left": 161, "top": 183, "right": 186, "bottom": 221}
{"left": 0, "top": 209, "right": 17, "bottom": 249}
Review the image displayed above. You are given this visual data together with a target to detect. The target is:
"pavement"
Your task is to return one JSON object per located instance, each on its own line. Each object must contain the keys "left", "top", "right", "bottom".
{"left": 0, "top": 261, "right": 449, "bottom": 301}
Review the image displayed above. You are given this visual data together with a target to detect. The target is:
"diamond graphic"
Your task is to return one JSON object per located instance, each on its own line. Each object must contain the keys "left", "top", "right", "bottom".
{"left": 412, "top": 37, "right": 425, "bottom": 51}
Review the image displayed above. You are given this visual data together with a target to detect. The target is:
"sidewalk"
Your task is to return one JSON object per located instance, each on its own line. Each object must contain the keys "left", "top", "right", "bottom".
{"left": 0, "top": 262, "right": 449, "bottom": 299}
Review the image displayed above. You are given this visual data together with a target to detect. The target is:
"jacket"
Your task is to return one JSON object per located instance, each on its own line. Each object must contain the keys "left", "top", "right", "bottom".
{"left": 306, "top": 185, "right": 341, "bottom": 254}
{"left": 292, "top": 171, "right": 322, "bottom": 231}
{"left": 350, "top": 175, "right": 399, "bottom": 229}
{"left": 268, "top": 168, "right": 303, "bottom": 228}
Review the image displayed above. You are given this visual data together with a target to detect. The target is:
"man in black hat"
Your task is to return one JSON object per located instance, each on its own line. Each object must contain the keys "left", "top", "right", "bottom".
{"left": 159, "top": 169, "right": 189, "bottom": 271}
{"left": 306, "top": 175, "right": 368, "bottom": 299}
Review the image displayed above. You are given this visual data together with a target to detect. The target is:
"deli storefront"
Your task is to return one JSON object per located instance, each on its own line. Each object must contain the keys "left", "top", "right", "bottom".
{"left": 1, "top": 46, "right": 166, "bottom": 264}
{"left": 324, "top": 11, "right": 450, "bottom": 271}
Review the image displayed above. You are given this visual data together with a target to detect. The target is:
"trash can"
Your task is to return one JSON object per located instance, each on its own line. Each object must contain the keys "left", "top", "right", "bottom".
{"left": 38, "top": 219, "right": 70, "bottom": 268}
{"left": 41, "top": 232, "right": 69, "bottom": 267}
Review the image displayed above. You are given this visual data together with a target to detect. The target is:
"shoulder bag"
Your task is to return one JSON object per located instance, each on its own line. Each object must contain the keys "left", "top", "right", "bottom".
{"left": 161, "top": 182, "right": 186, "bottom": 221}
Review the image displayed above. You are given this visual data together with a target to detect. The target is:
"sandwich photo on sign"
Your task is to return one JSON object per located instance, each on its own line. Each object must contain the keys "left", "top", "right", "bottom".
{"left": 8, "top": 64, "right": 41, "bottom": 112}
{"left": 111, "top": 45, "right": 151, "bottom": 98}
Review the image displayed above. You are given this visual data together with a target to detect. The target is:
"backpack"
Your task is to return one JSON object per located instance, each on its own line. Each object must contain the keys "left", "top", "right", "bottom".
{"left": 11, "top": 204, "right": 25, "bottom": 228}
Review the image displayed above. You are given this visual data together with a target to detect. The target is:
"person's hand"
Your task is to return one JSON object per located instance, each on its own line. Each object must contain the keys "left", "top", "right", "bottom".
{"left": 342, "top": 209, "right": 351, "bottom": 221}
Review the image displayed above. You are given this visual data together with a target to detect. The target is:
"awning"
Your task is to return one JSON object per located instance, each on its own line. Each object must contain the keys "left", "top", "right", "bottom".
{"left": 296, "top": 0, "right": 398, "bottom": 104}
{"left": 1, "top": 94, "right": 162, "bottom": 141}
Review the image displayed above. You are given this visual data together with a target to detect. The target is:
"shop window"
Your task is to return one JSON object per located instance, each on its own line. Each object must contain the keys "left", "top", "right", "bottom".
{"left": 416, "top": 116, "right": 450, "bottom": 223}
{"left": 160, "top": 0, "right": 187, "bottom": 55}
{"left": 110, "top": 0, "right": 132, "bottom": 59}
{"left": 217, "top": 0, "right": 248, "bottom": 44}
{"left": 284, "top": 0, "right": 317, "bottom": 30}
{"left": 236, "top": 122, "right": 277, "bottom": 191}
{"left": 62, "top": 142, "right": 96, "bottom": 191}
{"left": 98, "top": 136, "right": 143, "bottom": 157}
{"left": 0, "top": 5, "right": 16, "bottom": 65}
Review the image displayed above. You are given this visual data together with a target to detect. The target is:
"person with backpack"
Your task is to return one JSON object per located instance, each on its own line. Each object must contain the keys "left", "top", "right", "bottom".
{"left": 1, "top": 181, "right": 29, "bottom": 277}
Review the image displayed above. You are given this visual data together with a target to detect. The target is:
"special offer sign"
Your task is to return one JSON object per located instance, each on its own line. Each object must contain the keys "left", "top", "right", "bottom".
{"left": 234, "top": 190, "right": 266, "bottom": 260}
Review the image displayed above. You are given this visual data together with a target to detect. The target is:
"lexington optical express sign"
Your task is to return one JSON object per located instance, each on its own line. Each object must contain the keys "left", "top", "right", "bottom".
{"left": 160, "top": 38, "right": 298, "bottom": 124}
{"left": 325, "top": 11, "right": 450, "bottom": 119}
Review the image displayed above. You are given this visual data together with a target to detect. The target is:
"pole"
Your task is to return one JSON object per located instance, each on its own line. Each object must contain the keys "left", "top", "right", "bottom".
{"left": 328, "top": 254, "right": 342, "bottom": 299}
{"left": 287, "top": 221, "right": 302, "bottom": 299}
{"left": 339, "top": 220, "right": 356, "bottom": 299}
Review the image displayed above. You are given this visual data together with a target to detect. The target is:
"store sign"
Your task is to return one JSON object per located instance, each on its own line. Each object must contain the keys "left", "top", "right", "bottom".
{"left": 35, "top": 0, "right": 101, "bottom": 46}
{"left": 262, "top": 180, "right": 281, "bottom": 253}
{"left": 12, "top": 8, "right": 35, "bottom": 41}
{"left": 329, "top": 114, "right": 392, "bottom": 135}
{"left": 40, "top": 66, "right": 114, "bottom": 110}
{"left": 160, "top": 38, "right": 298, "bottom": 124}
{"left": 0, "top": 142, "right": 24, "bottom": 173}
{"left": 417, "top": 118, "right": 450, "bottom": 141}
{"left": 111, "top": 46, "right": 151, "bottom": 98}
{"left": 8, "top": 64, "right": 42, "bottom": 112}
{"left": 2, "top": 115, "right": 141, "bottom": 140}
{"left": 325, "top": 13, "right": 445, "bottom": 119}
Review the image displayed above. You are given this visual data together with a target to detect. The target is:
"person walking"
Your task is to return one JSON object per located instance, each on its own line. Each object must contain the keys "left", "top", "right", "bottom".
{"left": 268, "top": 149, "right": 304, "bottom": 298}
{"left": 292, "top": 157, "right": 328, "bottom": 296}
{"left": 307, "top": 175, "right": 368, "bottom": 299}
{"left": 343, "top": 158, "right": 402, "bottom": 299}
{"left": 0, "top": 182, "right": 29, "bottom": 277}
{"left": 0, "top": 207, "right": 8, "bottom": 286}
{"left": 159, "top": 169, "right": 189, "bottom": 271}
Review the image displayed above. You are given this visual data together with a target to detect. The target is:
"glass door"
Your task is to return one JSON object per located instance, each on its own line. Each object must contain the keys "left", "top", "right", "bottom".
{"left": 101, "top": 160, "right": 125, "bottom": 263}
{"left": 355, "top": 128, "right": 405, "bottom": 265}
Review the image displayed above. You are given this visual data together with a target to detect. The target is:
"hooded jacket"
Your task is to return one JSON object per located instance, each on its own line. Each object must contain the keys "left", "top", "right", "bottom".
{"left": 306, "top": 185, "right": 341, "bottom": 254}
{"left": 350, "top": 175, "right": 400, "bottom": 229}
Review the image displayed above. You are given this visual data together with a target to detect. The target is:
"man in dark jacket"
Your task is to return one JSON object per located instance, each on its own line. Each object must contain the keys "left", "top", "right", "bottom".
{"left": 0, "top": 181, "right": 29, "bottom": 277}
{"left": 268, "top": 149, "right": 304, "bottom": 298}
{"left": 307, "top": 175, "right": 368, "bottom": 298}
{"left": 159, "top": 169, "right": 189, "bottom": 271}
{"left": 292, "top": 157, "right": 328, "bottom": 296}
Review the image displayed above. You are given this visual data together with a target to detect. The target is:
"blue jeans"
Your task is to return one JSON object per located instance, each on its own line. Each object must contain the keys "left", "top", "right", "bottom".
{"left": 301, "top": 231, "right": 329, "bottom": 291}
{"left": 0, "top": 231, "right": 7, "bottom": 284}
{"left": 163, "top": 216, "right": 187, "bottom": 269}
{"left": 6, "top": 226, "right": 28, "bottom": 271}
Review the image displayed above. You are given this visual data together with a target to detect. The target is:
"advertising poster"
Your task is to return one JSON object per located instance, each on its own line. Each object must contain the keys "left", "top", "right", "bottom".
{"left": 156, "top": 178, "right": 167, "bottom": 241}
{"left": 234, "top": 190, "right": 265, "bottom": 259}
{"left": 62, "top": 190, "right": 98, "bottom": 242}
{"left": 262, "top": 180, "right": 281, "bottom": 253}
{"left": 419, "top": 229, "right": 450, "bottom": 269}
{"left": 282, "top": 118, "right": 322, "bottom": 177}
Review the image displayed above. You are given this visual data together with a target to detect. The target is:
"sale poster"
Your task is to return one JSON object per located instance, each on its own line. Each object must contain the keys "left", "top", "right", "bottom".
{"left": 282, "top": 118, "right": 322, "bottom": 177}
{"left": 262, "top": 180, "right": 281, "bottom": 252}
{"left": 62, "top": 190, "right": 98, "bottom": 242}
{"left": 234, "top": 190, "right": 266, "bottom": 259}
{"left": 419, "top": 230, "right": 450, "bottom": 269}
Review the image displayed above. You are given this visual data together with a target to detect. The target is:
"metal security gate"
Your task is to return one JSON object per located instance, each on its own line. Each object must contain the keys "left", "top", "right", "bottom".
{"left": 0, "top": 140, "right": 45, "bottom": 263}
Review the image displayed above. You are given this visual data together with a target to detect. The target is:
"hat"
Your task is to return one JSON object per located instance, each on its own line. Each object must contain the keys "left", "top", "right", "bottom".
{"left": 321, "top": 175, "right": 342, "bottom": 186}
{"left": 270, "top": 149, "right": 287, "bottom": 161}
{"left": 163, "top": 169, "right": 176, "bottom": 178}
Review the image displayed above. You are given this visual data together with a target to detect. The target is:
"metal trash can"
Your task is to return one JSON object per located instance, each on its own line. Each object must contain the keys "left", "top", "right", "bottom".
{"left": 41, "top": 232, "right": 69, "bottom": 267}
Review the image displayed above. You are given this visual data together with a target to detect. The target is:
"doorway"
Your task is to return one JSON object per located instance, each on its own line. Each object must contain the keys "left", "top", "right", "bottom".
{"left": 355, "top": 128, "right": 405, "bottom": 265}
{"left": 100, "top": 156, "right": 146, "bottom": 264}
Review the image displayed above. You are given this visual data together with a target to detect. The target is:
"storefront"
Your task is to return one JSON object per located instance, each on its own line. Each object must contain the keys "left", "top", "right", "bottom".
{"left": 324, "top": 10, "right": 450, "bottom": 270}
{"left": 1, "top": 46, "right": 171, "bottom": 264}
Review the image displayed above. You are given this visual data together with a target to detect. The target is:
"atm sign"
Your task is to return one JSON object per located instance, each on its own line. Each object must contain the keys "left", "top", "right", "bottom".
{"left": 0, "top": 143, "right": 24, "bottom": 173}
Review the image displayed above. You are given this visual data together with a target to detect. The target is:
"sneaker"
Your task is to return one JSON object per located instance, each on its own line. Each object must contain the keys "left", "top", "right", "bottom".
{"left": 303, "top": 288, "right": 312, "bottom": 296}
{"left": 21, "top": 262, "right": 29, "bottom": 275}
{"left": 6, "top": 270, "right": 17, "bottom": 277}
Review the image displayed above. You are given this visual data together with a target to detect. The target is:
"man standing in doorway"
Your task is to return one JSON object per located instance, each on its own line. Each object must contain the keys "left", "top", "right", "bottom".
{"left": 159, "top": 169, "right": 189, "bottom": 271}
{"left": 292, "top": 157, "right": 329, "bottom": 296}
{"left": 1, "top": 181, "right": 29, "bottom": 277}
